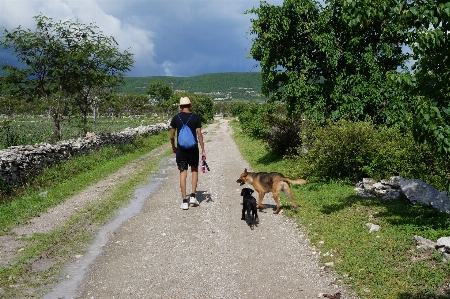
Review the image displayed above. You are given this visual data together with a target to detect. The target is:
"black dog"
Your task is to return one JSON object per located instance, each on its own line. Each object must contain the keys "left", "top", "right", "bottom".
{"left": 241, "top": 187, "right": 258, "bottom": 230}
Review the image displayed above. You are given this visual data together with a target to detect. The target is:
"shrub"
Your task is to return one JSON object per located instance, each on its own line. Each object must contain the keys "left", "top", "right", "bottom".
{"left": 237, "top": 103, "right": 273, "bottom": 140}
{"left": 0, "top": 119, "right": 25, "bottom": 148}
{"left": 233, "top": 102, "right": 308, "bottom": 155}
{"left": 262, "top": 113, "right": 310, "bottom": 155}
{"left": 285, "top": 120, "right": 448, "bottom": 190}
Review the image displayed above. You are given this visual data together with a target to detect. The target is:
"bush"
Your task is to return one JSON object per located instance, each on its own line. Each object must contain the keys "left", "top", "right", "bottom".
{"left": 285, "top": 120, "right": 448, "bottom": 190}
{"left": 262, "top": 113, "right": 309, "bottom": 155}
{"left": 236, "top": 103, "right": 273, "bottom": 140}
{"left": 233, "top": 102, "right": 307, "bottom": 155}
{"left": 0, "top": 119, "right": 25, "bottom": 148}
{"left": 175, "top": 92, "right": 215, "bottom": 124}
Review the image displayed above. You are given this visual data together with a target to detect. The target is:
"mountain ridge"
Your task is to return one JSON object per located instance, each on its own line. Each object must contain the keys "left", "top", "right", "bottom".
{"left": 119, "top": 72, "right": 266, "bottom": 101}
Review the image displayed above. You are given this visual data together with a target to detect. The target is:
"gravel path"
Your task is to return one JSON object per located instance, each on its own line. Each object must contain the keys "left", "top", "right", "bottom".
{"left": 45, "top": 118, "right": 356, "bottom": 299}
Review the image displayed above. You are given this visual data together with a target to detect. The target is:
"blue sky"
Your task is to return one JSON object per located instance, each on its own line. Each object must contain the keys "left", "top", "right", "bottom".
{"left": 0, "top": 0, "right": 285, "bottom": 77}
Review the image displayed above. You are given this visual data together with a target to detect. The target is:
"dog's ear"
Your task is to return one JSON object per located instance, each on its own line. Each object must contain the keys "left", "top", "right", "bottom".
{"left": 250, "top": 189, "right": 254, "bottom": 194}
{"left": 244, "top": 168, "right": 248, "bottom": 174}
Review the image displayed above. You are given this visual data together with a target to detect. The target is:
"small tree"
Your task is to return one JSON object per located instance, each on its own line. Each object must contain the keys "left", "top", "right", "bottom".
{"left": 174, "top": 92, "right": 215, "bottom": 124}
{"left": 0, "top": 14, "right": 134, "bottom": 139}
{"left": 145, "top": 81, "right": 176, "bottom": 119}
{"left": 146, "top": 81, "right": 174, "bottom": 105}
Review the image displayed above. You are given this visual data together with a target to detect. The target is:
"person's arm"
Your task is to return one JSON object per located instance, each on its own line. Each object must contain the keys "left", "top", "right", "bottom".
{"left": 170, "top": 128, "right": 177, "bottom": 153}
{"left": 196, "top": 127, "right": 205, "bottom": 157}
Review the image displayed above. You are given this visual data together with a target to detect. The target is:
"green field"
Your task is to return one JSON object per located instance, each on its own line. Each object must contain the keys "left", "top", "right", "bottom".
{"left": 0, "top": 116, "right": 166, "bottom": 150}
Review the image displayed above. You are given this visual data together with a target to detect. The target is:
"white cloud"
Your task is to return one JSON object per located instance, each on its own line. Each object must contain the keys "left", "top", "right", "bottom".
{"left": 0, "top": 0, "right": 286, "bottom": 76}
{"left": 0, "top": 0, "right": 157, "bottom": 74}
{"left": 162, "top": 61, "right": 174, "bottom": 76}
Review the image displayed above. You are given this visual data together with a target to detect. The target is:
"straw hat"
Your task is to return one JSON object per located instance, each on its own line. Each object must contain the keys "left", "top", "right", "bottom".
{"left": 179, "top": 97, "right": 191, "bottom": 105}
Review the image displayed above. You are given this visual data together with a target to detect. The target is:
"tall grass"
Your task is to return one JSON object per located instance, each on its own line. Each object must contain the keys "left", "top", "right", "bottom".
{"left": 231, "top": 120, "right": 450, "bottom": 299}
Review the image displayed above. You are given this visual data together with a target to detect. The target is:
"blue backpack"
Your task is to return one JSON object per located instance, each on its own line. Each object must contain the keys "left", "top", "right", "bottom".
{"left": 177, "top": 114, "right": 197, "bottom": 149}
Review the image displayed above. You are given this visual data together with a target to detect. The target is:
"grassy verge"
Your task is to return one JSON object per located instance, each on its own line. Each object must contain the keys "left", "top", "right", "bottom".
{"left": 231, "top": 120, "right": 450, "bottom": 299}
{"left": 0, "top": 131, "right": 171, "bottom": 298}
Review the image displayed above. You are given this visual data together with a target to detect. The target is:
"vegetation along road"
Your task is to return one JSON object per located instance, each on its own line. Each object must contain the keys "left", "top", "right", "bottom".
{"left": 24, "top": 118, "right": 353, "bottom": 299}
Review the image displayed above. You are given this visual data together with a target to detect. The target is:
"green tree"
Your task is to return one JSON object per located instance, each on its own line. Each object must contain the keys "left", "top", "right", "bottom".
{"left": 146, "top": 81, "right": 174, "bottom": 105}
{"left": 0, "top": 14, "right": 134, "bottom": 139}
{"left": 175, "top": 92, "right": 214, "bottom": 124}
{"left": 246, "top": 0, "right": 412, "bottom": 124}
{"left": 403, "top": 1, "right": 450, "bottom": 184}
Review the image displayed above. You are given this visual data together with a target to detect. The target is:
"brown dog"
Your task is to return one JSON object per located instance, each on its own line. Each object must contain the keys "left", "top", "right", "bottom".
{"left": 236, "top": 168, "right": 307, "bottom": 214}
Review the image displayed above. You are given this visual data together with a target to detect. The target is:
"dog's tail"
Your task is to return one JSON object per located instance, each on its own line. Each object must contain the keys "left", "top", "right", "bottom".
{"left": 284, "top": 178, "right": 308, "bottom": 185}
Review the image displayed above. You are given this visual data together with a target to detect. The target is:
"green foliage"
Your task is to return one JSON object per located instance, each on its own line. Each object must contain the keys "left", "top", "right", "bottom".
{"left": 0, "top": 119, "right": 22, "bottom": 148}
{"left": 233, "top": 102, "right": 273, "bottom": 140}
{"left": 232, "top": 123, "right": 450, "bottom": 299}
{"left": 399, "top": 1, "right": 450, "bottom": 172}
{"left": 229, "top": 101, "right": 250, "bottom": 117}
{"left": 231, "top": 102, "right": 307, "bottom": 155}
{"left": 0, "top": 116, "right": 166, "bottom": 150}
{"left": 247, "top": 0, "right": 450, "bottom": 175}
{"left": 285, "top": 120, "right": 448, "bottom": 190}
{"left": 261, "top": 113, "right": 307, "bottom": 155}
{"left": 119, "top": 72, "right": 267, "bottom": 101}
{"left": 213, "top": 102, "right": 232, "bottom": 116}
{"left": 0, "top": 14, "right": 134, "bottom": 139}
{"left": 413, "top": 98, "right": 450, "bottom": 157}
{"left": 174, "top": 92, "right": 215, "bottom": 124}
{"left": 145, "top": 81, "right": 173, "bottom": 105}
{"left": 246, "top": 0, "right": 413, "bottom": 124}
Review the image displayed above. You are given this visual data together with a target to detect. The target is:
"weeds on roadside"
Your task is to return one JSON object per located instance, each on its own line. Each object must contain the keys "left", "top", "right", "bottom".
{"left": 231, "top": 120, "right": 450, "bottom": 299}
{"left": 0, "top": 130, "right": 171, "bottom": 298}
{"left": 0, "top": 131, "right": 169, "bottom": 234}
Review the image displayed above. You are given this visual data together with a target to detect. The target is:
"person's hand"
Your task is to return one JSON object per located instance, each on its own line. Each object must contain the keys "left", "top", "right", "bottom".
{"left": 172, "top": 147, "right": 177, "bottom": 154}
{"left": 202, "top": 152, "right": 206, "bottom": 159}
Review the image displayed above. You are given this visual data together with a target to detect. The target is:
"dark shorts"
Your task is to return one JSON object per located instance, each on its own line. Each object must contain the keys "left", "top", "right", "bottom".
{"left": 176, "top": 147, "right": 199, "bottom": 170}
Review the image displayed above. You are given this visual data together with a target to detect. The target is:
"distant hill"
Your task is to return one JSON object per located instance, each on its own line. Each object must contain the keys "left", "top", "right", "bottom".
{"left": 118, "top": 72, "right": 267, "bottom": 101}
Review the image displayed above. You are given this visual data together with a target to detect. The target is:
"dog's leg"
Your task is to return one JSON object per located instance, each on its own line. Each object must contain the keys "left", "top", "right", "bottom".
{"left": 247, "top": 207, "right": 253, "bottom": 229}
{"left": 241, "top": 206, "right": 245, "bottom": 220}
{"left": 282, "top": 182, "right": 298, "bottom": 212}
{"left": 256, "top": 191, "right": 266, "bottom": 209}
{"left": 272, "top": 191, "right": 282, "bottom": 214}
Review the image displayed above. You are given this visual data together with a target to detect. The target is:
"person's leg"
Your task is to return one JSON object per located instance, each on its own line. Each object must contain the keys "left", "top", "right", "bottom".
{"left": 188, "top": 166, "right": 200, "bottom": 206}
{"left": 180, "top": 169, "right": 187, "bottom": 200}
{"left": 176, "top": 149, "right": 190, "bottom": 210}
{"left": 191, "top": 166, "right": 198, "bottom": 195}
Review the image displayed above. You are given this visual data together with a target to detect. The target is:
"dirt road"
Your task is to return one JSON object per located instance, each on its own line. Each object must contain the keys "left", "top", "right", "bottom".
{"left": 44, "top": 118, "right": 355, "bottom": 299}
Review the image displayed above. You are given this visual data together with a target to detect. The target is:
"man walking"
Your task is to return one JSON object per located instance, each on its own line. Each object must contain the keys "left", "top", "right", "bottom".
{"left": 170, "top": 97, "right": 206, "bottom": 210}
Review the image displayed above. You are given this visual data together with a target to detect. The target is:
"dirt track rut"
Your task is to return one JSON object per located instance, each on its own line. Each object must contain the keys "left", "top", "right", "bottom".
{"left": 44, "top": 118, "right": 356, "bottom": 299}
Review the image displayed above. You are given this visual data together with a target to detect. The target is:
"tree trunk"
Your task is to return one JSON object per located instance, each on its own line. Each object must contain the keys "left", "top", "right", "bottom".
{"left": 52, "top": 110, "right": 62, "bottom": 141}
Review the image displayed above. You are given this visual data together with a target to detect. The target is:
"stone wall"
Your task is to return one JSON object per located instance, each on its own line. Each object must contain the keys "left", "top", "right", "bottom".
{"left": 0, "top": 122, "right": 170, "bottom": 187}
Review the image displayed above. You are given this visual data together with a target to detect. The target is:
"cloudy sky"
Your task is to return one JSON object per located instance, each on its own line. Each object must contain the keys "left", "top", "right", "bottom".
{"left": 0, "top": 0, "right": 285, "bottom": 77}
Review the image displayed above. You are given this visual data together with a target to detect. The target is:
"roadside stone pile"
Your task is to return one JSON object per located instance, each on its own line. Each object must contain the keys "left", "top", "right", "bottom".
{"left": 356, "top": 176, "right": 450, "bottom": 262}
{"left": 414, "top": 235, "right": 450, "bottom": 262}
{"left": 0, "top": 122, "right": 170, "bottom": 187}
{"left": 355, "top": 176, "right": 450, "bottom": 214}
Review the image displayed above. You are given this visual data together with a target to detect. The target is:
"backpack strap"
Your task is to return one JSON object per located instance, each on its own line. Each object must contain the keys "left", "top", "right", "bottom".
{"left": 177, "top": 113, "right": 193, "bottom": 125}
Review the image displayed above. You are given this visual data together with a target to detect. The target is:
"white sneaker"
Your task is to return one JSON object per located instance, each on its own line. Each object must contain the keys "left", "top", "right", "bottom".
{"left": 189, "top": 195, "right": 199, "bottom": 206}
{"left": 180, "top": 201, "right": 189, "bottom": 210}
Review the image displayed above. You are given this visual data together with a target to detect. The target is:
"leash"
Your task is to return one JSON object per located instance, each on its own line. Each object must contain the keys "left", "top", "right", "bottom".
{"left": 201, "top": 155, "right": 210, "bottom": 173}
